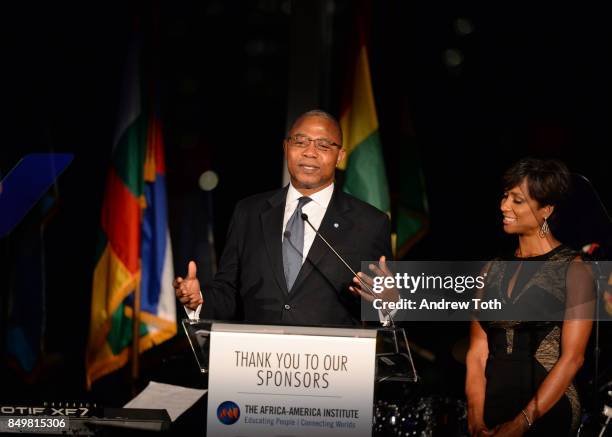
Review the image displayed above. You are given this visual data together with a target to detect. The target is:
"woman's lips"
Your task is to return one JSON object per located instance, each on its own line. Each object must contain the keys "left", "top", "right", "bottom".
{"left": 503, "top": 216, "right": 517, "bottom": 224}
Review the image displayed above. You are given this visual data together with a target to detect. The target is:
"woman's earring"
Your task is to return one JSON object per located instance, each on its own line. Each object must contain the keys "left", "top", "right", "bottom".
{"left": 539, "top": 217, "right": 550, "bottom": 238}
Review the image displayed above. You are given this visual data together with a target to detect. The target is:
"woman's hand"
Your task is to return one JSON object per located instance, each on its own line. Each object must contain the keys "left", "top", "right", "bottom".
{"left": 468, "top": 414, "right": 495, "bottom": 437}
{"left": 470, "top": 425, "right": 495, "bottom": 436}
{"left": 491, "top": 415, "right": 527, "bottom": 436}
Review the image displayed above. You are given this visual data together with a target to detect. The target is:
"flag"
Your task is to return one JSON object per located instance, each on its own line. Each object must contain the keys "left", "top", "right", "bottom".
{"left": 338, "top": 29, "right": 390, "bottom": 215}
{"left": 339, "top": 5, "right": 428, "bottom": 258}
{"left": 395, "top": 134, "right": 429, "bottom": 259}
{"left": 85, "top": 40, "right": 176, "bottom": 389}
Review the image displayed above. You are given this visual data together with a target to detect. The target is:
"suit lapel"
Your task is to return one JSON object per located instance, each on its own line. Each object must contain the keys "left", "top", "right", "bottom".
{"left": 260, "top": 186, "right": 290, "bottom": 295}
{"left": 290, "top": 188, "right": 352, "bottom": 294}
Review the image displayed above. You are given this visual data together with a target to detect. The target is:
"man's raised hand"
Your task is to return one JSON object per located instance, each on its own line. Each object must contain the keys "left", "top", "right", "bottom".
{"left": 173, "top": 261, "right": 203, "bottom": 310}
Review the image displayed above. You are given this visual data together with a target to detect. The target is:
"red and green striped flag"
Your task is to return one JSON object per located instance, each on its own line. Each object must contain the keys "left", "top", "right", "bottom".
{"left": 339, "top": 31, "right": 390, "bottom": 215}
{"left": 86, "top": 42, "right": 176, "bottom": 388}
{"left": 340, "top": 7, "right": 429, "bottom": 258}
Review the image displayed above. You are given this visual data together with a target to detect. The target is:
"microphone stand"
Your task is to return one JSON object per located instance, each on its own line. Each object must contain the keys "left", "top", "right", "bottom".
{"left": 300, "top": 214, "right": 419, "bottom": 386}
{"left": 592, "top": 260, "right": 603, "bottom": 410}
{"left": 571, "top": 174, "right": 612, "bottom": 430}
{"left": 300, "top": 213, "right": 395, "bottom": 328}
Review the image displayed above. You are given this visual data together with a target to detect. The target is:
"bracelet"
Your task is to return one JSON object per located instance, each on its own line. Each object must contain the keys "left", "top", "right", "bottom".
{"left": 520, "top": 409, "right": 532, "bottom": 428}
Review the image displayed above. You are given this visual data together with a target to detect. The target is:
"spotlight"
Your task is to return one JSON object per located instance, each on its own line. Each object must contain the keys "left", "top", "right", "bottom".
{"left": 443, "top": 48, "right": 464, "bottom": 68}
{"left": 199, "top": 170, "right": 219, "bottom": 191}
{"left": 454, "top": 17, "right": 474, "bottom": 36}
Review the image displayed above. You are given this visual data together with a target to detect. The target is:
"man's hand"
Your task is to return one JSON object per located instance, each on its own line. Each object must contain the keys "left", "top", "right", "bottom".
{"left": 349, "top": 255, "right": 399, "bottom": 304}
{"left": 173, "top": 261, "right": 203, "bottom": 311}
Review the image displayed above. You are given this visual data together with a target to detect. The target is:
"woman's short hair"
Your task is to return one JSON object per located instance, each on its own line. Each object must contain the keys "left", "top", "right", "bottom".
{"left": 503, "top": 157, "right": 572, "bottom": 230}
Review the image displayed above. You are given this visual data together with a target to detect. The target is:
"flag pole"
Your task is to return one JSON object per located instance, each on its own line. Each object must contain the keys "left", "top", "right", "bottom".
{"left": 131, "top": 270, "right": 141, "bottom": 393}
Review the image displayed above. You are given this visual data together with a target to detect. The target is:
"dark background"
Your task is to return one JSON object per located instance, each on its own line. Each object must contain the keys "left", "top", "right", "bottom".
{"left": 1, "top": 0, "right": 610, "bottom": 413}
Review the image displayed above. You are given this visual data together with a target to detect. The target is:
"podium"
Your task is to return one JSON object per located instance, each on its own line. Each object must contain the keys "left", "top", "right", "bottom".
{"left": 182, "top": 320, "right": 417, "bottom": 437}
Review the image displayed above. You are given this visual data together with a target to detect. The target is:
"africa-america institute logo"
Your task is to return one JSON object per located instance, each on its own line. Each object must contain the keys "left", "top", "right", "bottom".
{"left": 217, "top": 401, "right": 240, "bottom": 425}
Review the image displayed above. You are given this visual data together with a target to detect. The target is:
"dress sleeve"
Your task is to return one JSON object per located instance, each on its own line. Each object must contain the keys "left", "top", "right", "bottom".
{"left": 564, "top": 257, "right": 596, "bottom": 320}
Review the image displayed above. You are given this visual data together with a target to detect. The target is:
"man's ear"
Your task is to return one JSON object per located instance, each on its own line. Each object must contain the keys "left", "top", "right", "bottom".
{"left": 337, "top": 148, "right": 346, "bottom": 165}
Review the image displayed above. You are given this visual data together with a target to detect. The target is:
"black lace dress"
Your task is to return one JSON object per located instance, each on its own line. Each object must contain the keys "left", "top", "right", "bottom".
{"left": 479, "top": 245, "right": 593, "bottom": 436}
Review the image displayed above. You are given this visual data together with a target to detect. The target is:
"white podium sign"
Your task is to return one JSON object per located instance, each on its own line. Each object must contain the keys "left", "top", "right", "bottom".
{"left": 206, "top": 324, "right": 377, "bottom": 437}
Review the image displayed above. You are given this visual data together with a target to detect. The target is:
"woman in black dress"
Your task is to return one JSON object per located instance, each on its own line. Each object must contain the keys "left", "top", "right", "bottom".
{"left": 465, "top": 158, "right": 594, "bottom": 437}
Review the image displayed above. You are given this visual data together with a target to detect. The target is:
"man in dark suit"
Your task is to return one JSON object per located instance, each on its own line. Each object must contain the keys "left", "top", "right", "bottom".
{"left": 174, "top": 110, "right": 391, "bottom": 326}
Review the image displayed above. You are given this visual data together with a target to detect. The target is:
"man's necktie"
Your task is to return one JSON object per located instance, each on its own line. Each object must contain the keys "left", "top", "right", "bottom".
{"left": 282, "top": 196, "right": 312, "bottom": 291}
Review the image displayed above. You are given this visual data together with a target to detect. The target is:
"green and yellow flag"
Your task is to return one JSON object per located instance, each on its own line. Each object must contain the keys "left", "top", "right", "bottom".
{"left": 339, "top": 7, "right": 428, "bottom": 258}
{"left": 339, "top": 34, "right": 390, "bottom": 215}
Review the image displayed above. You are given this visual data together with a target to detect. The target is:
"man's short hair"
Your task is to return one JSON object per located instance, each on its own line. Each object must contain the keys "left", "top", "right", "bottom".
{"left": 288, "top": 109, "right": 343, "bottom": 145}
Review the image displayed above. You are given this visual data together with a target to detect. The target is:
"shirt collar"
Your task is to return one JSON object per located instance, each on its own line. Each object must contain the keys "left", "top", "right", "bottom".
{"left": 287, "top": 182, "right": 334, "bottom": 209}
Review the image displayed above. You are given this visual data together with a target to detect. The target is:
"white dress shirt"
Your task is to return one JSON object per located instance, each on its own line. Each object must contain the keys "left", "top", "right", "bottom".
{"left": 282, "top": 182, "right": 334, "bottom": 264}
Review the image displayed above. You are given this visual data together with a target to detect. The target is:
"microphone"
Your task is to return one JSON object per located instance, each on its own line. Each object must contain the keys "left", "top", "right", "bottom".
{"left": 300, "top": 213, "right": 395, "bottom": 327}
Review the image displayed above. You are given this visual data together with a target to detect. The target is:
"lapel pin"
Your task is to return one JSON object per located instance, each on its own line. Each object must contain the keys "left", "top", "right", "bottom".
{"left": 333, "top": 222, "right": 339, "bottom": 229}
